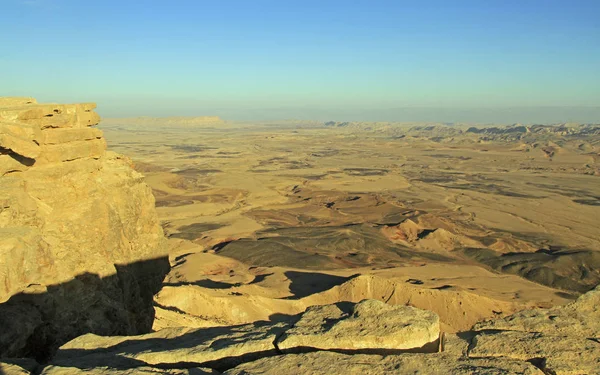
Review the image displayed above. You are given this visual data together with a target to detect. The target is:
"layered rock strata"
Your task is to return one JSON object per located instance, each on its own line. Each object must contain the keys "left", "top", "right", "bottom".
{"left": 0, "top": 98, "right": 169, "bottom": 359}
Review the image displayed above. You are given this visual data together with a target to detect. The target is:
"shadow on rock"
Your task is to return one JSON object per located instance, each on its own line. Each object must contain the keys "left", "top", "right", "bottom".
{"left": 0, "top": 256, "right": 170, "bottom": 362}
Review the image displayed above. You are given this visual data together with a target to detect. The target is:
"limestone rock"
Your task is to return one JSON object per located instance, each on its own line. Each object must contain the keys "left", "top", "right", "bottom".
{"left": 224, "top": 352, "right": 544, "bottom": 375}
{"left": 0, "top": 103, "right": 100, "bottom": 129}
{"left": 51, "top": 322, "right": 288, "bottom": 371}
{"left": 0, "top": 359, "right": 38, "bottom": 375}
{"left": 40, "top": 366, "right": 218, "bottom": 375}
{"left": 36, "top": 138, "right": 107, "bottom": 163}
{"left": 440, "top": 332, "right": 472, "bottom": 357}
{"left": 0, "top": 100, "right": 103, "bottom": 170}
{"left": 40, "top": 127, "right": 103, "bottom": 145}
{"left": 0, "top": 363, "right": 31, "bottom": 375}
{"left": 276, "top": 299, "right": 439, "bottom": 352}
{"left": 473, "top": 284, "right": 600, "bottom": 338}
{"left": 469, "top": 330, "right": 600, "bottom": 375}
{"left": 0, "top": 98, "right": 169, "bottom": 359}
{"left": 0, "top": 154, "right": 31, "bottom": 175}
{"left": 0, "top": 122, "right": 41, "bottom": 159}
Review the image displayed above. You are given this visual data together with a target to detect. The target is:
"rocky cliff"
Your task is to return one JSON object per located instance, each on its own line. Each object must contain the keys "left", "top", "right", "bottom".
{"left": 0, "top": 98, "right": 169, "bottom": 359}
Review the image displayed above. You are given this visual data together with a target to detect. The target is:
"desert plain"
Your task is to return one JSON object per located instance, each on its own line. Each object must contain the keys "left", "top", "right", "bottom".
{"left": 2, "top": 99, "right": 600, "bottom": 374}
{"left": 99, "top": 117, "right": 600, "bottom": 333}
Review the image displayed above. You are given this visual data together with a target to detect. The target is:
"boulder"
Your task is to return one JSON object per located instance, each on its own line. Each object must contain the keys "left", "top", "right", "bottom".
{"left": 276, "top": 299, "right": 440, "bottom": 352}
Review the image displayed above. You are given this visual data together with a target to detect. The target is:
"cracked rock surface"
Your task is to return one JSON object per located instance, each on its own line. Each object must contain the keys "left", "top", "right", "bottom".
{"left": 276, "top": 299, "right": 440, "bottom": 352}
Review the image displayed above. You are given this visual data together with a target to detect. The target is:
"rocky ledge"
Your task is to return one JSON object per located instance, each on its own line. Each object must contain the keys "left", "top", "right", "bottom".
{"left": 3, "top": 288, "right": 599, "bottom": 374}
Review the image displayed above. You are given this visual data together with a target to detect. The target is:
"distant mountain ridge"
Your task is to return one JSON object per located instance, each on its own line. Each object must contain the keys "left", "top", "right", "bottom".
{"left": 101, "top": 116, "right": 225, "bottom": 127}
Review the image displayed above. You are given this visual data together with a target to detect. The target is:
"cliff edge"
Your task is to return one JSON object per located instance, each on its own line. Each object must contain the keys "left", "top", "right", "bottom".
{"left": 0, "top": 97, "right": 169, "bottom": 359}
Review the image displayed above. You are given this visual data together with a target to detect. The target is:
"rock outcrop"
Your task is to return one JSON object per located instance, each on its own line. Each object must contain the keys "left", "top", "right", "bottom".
{"left": 51, "top": 322, "right": 289, "bottom": 371}
{"left": 43, "top": 299, "right": 437, "bottom": 373}
{"left": 49, "top": 300, "right": 439, "bottom": 372}
{"left": 277, "top": 300, "right": 439, "bottom": 352}
{"left": 0, "top": 98, "right": 169, "bottom": 359}
{"left": 473, "top": 284, "right": 600, "bottom": 337}
{"left": 468, "top": 285, "right": 600, "bottom": 374}
{"left": 35, "top": 288, "right": 599, "bottom": 374}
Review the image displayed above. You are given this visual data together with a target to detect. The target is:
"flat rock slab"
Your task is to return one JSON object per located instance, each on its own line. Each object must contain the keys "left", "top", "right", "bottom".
{"left": 469, "top": 330, "right": 600, "bottom": 375}
{"left": 474, "top": 285, "right": 600, "bottom": 338}
{"left": 224, "top": 352, "right": 544, "bottom": 375}
{"left": 52, "top": 323, "right": 288, "bottom": 371}
{"left": 40, "top": 366, "right": 218, "bottom": 375}
{"left": 276, "top": 299, "right": 439, "bottom": 352}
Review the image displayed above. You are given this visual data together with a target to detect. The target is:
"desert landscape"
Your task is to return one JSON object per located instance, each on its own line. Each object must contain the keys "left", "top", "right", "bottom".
{"left": 3, "top": 97, "right": 598, "bottom": 374}
{"left": 2, "top": 1, "right": 599, "bottom": 374}
{"left": 101, "top": 116, "right": 600, "bottom": 329}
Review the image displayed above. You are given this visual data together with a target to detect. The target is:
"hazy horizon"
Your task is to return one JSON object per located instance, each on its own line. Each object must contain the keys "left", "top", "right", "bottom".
{"left": 97, "top": 105, "right": 600, "bottom": 125}
{"left": 2, "top": 0, "right": 599, "bottom": 123}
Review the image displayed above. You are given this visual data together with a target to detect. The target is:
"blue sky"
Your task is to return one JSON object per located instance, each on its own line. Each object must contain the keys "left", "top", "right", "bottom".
{"left": 1, "top": 0, "right": 599, "bottom": 122}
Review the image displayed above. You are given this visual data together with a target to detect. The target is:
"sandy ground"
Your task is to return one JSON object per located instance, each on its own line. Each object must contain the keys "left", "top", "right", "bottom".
{"left": 100, "top": 120, "right": 600, "bottom": 332}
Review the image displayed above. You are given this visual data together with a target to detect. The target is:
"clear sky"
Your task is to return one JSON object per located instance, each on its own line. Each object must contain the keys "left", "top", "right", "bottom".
{"left": 1, "top": 0, "right": 599, "bottom": 122}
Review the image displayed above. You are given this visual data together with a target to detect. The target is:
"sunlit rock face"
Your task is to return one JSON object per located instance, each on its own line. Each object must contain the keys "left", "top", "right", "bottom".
{"left": 0, "top": 98, "right": 169, "bottom": 359}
